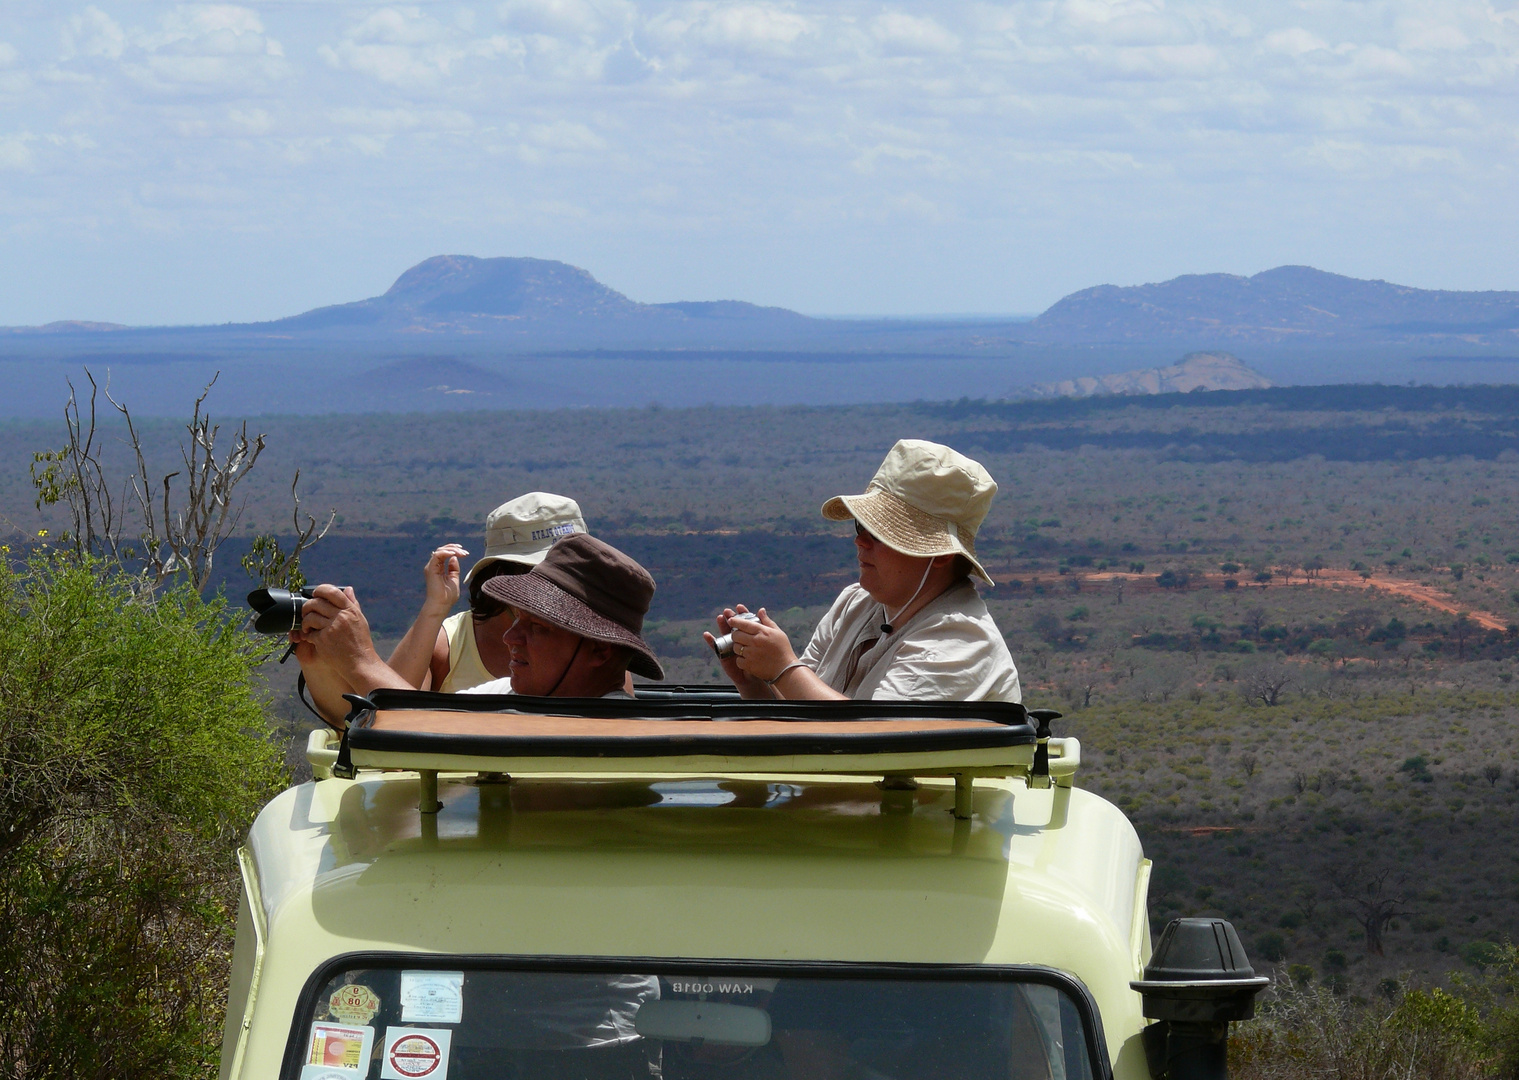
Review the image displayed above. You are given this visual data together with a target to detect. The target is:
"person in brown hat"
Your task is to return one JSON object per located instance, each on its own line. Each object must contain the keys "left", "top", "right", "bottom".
{"left": 387, "top": 492, "right": 591, "bottom": 692}
{"left": 707, "top": 439, "right": 1020, "bottom": 702}
{"left": 462, "top": 533, "right": 664, "bottom": 696}
{"left": 290, "top": 535, "right": 662, "bottom": 723}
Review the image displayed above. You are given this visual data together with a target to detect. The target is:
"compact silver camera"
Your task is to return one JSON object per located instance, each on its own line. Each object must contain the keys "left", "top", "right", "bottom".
{"left": 711, "top": 612, "right": 761, "bottom": 658}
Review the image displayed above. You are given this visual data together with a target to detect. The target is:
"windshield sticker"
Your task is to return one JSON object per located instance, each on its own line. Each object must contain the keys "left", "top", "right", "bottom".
{"left": 304, "top": 1022, "right": 374, "bottom": 1073}
{"left": 328, "top": 983, "right": 382, "bottom": 1025}
{"left": 400, "top": 970, "right": 464, "bottom": 1024}
{"left": 380, "top": 1027, "right": 453, "bottom": 1079}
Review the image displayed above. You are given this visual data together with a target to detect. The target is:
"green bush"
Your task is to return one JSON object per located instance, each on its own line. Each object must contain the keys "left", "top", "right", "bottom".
{"left": 1255, "top": 932, "right": 1288, "bottom": 962}
{"left": 1233, "top": 983, "right": 1488, "bottom": 1080}
{"left": 0, "top": 551, "right": 283, "bottom": 1078}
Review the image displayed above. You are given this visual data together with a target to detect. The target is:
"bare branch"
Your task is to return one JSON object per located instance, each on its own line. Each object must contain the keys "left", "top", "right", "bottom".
{"left": 33, "top": 368, "right": 325, "bottom": 595}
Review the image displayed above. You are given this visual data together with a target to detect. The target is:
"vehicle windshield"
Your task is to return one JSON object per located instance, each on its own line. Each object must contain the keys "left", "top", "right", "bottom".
{"left": 291, "top": 962, "right": 1096, "bottom": 1080}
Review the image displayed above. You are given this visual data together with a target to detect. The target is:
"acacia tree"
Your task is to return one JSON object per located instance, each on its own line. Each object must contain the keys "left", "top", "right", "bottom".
{"left": 1241, "top": 661, "right": 1294, "bottom": 707}
{"left": 30, "top": 370, "right": 332, "bottom": 594}
{"left": 1330, "top": 863, "right": 1410, "bottom": 956}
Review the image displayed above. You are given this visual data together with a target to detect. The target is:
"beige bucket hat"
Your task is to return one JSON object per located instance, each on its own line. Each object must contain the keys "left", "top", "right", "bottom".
{"left": 463, "top": 492, "right": 589, "bottom": 585}
{"left": 822, "top": 439, "right": 997, "bottom": 586}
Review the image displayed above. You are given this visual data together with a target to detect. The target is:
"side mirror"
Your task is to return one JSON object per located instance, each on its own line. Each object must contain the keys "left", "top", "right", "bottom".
{"left": 1130, "top": 918, "right": 1269, "bottom": 1080}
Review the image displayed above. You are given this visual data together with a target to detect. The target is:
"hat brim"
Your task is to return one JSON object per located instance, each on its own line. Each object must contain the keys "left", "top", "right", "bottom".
{"left": 486, "top": 573, "right": 665, "bottom": 680}
{"left": 822, "top": 488, "right": 993, "bottom": 586}
{"left": 463, "top": 549, "right": 552, "bottom": 585}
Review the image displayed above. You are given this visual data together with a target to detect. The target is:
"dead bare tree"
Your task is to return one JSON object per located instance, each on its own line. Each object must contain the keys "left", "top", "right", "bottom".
{"left": 31, "top": 370, "right": 332, "bottom": 594}
{"left": 1240, "top": 661, "right": 1293, "bottom": 707}
{"left": 1329, "top": 863, "right": 1410, "bottom": 956}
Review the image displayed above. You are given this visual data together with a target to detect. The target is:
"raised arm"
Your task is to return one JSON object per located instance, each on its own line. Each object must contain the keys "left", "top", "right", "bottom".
{"left": 387, "top": 543, "right": 468, "bottom": 689}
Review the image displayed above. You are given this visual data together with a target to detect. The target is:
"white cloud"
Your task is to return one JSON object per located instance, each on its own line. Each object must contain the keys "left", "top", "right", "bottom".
{"left": 499, "top": 0, "right": 614, "bottom": 36}
{"left": 650, "top": 4, "right": 814, "bottom": 54}
{"left": 0, "top": 133, "right": 35, "bottom": 170}
{"left": 1264, "top": 27, "right": 1329, "bottom": 56}
{"left": 871, "top": 13, "right": 960, "bottom": 55}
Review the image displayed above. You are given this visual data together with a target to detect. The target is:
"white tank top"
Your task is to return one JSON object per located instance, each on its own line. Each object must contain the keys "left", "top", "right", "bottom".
{"left": 438, "top": 611, "right": 500, "bottom": 693}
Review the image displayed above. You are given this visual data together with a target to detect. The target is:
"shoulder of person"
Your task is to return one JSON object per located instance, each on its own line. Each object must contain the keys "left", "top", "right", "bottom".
{"left": 910, "top": 581, "right": 994, "bottom": 627}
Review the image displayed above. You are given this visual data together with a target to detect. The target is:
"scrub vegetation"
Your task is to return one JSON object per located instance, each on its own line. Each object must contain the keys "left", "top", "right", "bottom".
{"left": 0, "top": 552, "right": 283, "bottom": 1078}
{"left": 7, "top": 382, "right": 1519, "bottom": 1075}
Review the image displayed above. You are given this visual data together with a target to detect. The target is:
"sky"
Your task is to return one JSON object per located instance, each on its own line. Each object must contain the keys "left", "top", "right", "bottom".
{"left": 2, "top": 0, "right": 1518, "bottom": 325}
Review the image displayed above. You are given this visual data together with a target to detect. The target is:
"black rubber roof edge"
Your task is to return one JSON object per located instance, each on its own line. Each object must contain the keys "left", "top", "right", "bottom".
{"left": 346, "top": 720, "right": 1033, "bottom": 760}
{"left": 367, "top": 686, "right": 1031, "bottom": 729}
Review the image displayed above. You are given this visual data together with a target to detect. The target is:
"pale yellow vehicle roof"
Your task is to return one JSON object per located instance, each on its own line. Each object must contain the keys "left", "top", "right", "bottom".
{"left": 229, "top": 759, "right": 1152, "bottom": 1080}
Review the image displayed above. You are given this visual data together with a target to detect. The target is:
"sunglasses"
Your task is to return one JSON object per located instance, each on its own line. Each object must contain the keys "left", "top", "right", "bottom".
{"left": 854, "top": 522, "right": 881, "bottom": 545}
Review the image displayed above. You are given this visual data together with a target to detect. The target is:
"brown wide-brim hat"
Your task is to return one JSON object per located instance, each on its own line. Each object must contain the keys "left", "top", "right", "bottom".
{"left": 482, "top": 533, "right": 664, "bottom": 681}
{"left": 822, "top": 439, "right": 997, "bottom": 586}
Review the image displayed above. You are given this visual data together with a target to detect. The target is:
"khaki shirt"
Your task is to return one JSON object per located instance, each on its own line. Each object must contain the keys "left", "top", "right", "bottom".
{"left": 802, "top": 581, "right": 1021, "bottom": 702}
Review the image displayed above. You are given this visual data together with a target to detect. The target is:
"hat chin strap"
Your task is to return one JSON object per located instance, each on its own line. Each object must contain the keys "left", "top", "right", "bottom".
{"left": 543, "top": 637, "right": 585, "bottom": 698}
{"left": 881, "top": 559, "right": 936, "bottom": 636}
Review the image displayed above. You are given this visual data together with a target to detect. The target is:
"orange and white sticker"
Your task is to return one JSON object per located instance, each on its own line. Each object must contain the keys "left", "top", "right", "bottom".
{"left": 380, "top": 1027, "right": 452, "bottom": 1079}
{"left": 329, "top": 983, "right": 382, "bottom": 1025}
{"left": 304, "top": 1022, "right": 374, "bottom": 1074}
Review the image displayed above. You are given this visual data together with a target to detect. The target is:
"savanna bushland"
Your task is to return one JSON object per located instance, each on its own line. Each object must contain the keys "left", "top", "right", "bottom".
{"left": 6, "top": 381, "right": 1519, "bottom": 1076}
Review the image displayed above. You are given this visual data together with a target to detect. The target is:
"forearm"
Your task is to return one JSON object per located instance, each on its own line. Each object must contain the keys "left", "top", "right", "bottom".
{"left": 767, "top": 665, "right": 849, "bottom": 701}
{"left": 344, "top": 654, "right": 416, "bottom": 697}
{"left": 299, "top": 658, "right": 360, "bottom": 727}
{"left": 388, "top": 612, "right": 450, "bottom": 688}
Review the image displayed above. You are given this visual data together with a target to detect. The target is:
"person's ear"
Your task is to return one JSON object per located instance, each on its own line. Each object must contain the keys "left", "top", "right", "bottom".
{"left": 583, "top": 640, "right": 617, "bottom": 668}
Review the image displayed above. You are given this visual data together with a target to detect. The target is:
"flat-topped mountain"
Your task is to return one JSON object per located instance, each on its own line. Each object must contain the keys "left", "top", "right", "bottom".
{"left": 1025, "top": 265, "right": 1519, "bottom": 344}
{"left": 273, "top": 255, "right": 813, "bottom": 334}
{"left": 1016, "top": 352, "right": 1273, "bottom": 400}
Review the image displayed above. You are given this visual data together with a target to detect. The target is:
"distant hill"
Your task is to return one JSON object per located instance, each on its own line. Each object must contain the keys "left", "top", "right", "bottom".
{"left": 1024, "top": 265, "right": 1519, "bottom": 344}
{"left": 1014, "top": 352, "right": 1272, "bottom": 400}
{"left": 6, "top": 256, "right": 1519, "bottom": 418}
{"left": 271, "top": 255, "right": 815, "bottom": 337}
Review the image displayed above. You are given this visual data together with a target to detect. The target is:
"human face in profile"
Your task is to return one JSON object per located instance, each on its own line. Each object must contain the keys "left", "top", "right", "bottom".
{"left": 854, "top": 522, "right": 936, "bottom": 609}
{"left": 502, "top": 609, "right": 586, "bottom": 697}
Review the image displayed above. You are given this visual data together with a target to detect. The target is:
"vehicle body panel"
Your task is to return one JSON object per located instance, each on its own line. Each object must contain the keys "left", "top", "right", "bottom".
{"left": 224, "top": 771, "right": 1151, "bottom": 1079}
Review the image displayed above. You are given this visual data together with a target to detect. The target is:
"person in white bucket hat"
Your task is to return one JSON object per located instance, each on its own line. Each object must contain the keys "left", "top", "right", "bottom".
{"left": 707, "top": 440, "right": 1021, "bottom": 702}
{"left": 388, "top": 492, "right": 589, "bottom": 692}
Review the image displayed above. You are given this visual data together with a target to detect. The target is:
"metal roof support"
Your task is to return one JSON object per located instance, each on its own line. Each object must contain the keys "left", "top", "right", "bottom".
{"left": 953, "top": 773, "right": 974, "bottom": 820}
{"left": 419, "top": 770, "right": 441, "bottom": 814}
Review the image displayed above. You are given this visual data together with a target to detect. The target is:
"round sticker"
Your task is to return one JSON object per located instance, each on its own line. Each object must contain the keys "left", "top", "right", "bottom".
{"left": 328, "top": 983, "right": 381, "bottom": 1025}
{"left": 389, "top": 1033, "right": 443, "bottom": 1077}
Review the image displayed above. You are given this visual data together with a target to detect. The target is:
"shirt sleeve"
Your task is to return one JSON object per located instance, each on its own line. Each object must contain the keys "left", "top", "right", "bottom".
{"left": 459, "top": 677, "right": 514, "bottom": 695}
{"left": 868, "top": 612, "right": 1019, "bottom": 702}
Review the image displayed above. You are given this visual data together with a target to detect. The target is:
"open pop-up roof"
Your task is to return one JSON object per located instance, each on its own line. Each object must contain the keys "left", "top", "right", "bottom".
{"left": 326, "top": 687, "right": 1075, "bottom": 816}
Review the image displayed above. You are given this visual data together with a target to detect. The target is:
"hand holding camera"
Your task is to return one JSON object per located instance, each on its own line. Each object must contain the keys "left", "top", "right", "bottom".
{"left": 704, "top": 606, "right": 801, "bottom": 692}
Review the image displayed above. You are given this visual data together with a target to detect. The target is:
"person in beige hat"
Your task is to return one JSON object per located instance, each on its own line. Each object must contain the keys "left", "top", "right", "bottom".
{"left": 388, "top": 492, "right": 589, "bottom": 692}
{"left": 708, "top": 440, "right": 1021, "bottom": 702}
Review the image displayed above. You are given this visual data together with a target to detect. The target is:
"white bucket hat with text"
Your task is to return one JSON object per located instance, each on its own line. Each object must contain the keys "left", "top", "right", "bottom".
{"left": 463, "top": 491, "right": 589, "bottom": 584}
{"left": 821, "top": 439, "right": 997, "bottom": 586}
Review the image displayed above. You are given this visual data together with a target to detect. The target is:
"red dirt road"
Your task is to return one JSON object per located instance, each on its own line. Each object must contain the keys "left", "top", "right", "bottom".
{"left": 997, "top": 568, "right": 1510, "bottom": 632}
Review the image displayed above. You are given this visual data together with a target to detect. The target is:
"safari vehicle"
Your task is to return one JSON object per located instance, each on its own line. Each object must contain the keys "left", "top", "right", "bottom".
{"left": 219, "top": 689, "right": 1266, "bottom": 1080}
